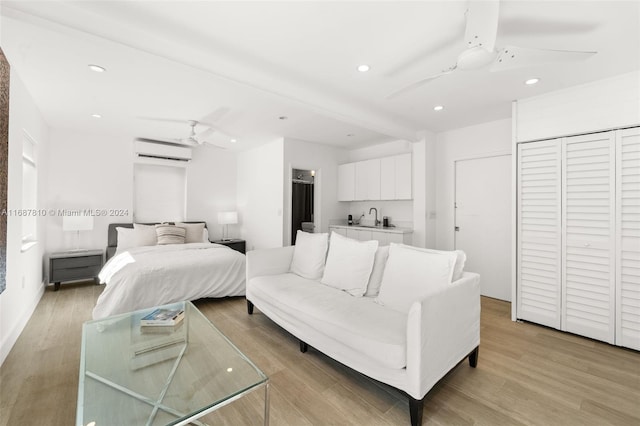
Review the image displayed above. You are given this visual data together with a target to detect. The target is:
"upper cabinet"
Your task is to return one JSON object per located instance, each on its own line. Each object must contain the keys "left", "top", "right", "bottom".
{"left": 338, "top": 154, "right": 412, "bottom": 201}
{"left": 381, "top": 153, "right": 412, "bottom": 200}
{"left": 355, "top": 159, "right": 381, "bottom": 201}
{"left": 337, "top": 163, "right": 355, "bottom": 201}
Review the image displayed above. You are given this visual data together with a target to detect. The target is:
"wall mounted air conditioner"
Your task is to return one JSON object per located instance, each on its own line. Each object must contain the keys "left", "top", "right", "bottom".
{"left": 134, "top": 139, "right": 192, "bottom": 163}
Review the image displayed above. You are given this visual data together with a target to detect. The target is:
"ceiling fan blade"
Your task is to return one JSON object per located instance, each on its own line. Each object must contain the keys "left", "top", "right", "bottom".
{"left": 386, "top": 67, "right": 457, "bottom": 100}
{"left": 197, "top": 122, "right": 237, "bottom": 139}
{"left": 490, "top": 45, "right": 597, "bottom": 72}
{"left": 464, "top": 0, "right": 500, "bottom": 52}
{"left": 137, "top": 116, "right": 189, "bottom": 124}
{"left": 200, "top": 107, "right": 231, "bottom": 124}
{"left": 201, "top": 141, "right": 228, "bottom": 150}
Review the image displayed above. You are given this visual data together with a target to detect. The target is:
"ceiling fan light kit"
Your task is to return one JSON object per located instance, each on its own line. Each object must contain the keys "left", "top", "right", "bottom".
{"left": 388, "top": 0, "right": 597, "bottom": 99}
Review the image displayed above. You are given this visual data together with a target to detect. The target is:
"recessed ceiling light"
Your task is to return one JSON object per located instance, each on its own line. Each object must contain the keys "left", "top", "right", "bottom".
{"left": 230, "top": 139, "right": 237, "bottom": 143}
{"left": 357, "top": 64, "right": 370, "bottom": 73}
{"left": 525, "top": 78, "right": 539, "bottom": 85}
{"left": 278, "top": 116, "right": 288, "bottom": 120}
{"left": 88, "top": 64, "right": 106, "bottom": 73}
{"left": 91, "top": 114, "right": 102, "bottom": 118}
{"left": 433, "top": 105, "right": 444, "bottom": 111}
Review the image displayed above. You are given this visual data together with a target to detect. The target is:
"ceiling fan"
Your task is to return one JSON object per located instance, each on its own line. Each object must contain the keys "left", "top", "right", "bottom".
{"left": 138, "top": 107, "right": 235, "bottom": 148}
{"left": 387, "top": 0, "right": 597, "bottom": 99}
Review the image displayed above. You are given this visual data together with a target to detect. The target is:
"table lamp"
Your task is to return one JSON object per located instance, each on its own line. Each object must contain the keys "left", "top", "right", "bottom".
{"left": 63, "top": 215, "right": 94, "bottom": 251}
{"left": 217, "top": 211, "right": 237, "bottom": 241}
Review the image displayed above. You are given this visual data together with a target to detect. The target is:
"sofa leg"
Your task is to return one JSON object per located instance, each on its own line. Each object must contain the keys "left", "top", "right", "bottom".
{"left": 299, "top": 340, "right": 308, "bottom": 353}
{"left": 247, "top": 300, "right": 254, "bottom": 315}
{"left": 408, "top": 396, "right": 424, "bottom": 426}
{"left": 469, "top": 346, "right": 479, "bottom": 368}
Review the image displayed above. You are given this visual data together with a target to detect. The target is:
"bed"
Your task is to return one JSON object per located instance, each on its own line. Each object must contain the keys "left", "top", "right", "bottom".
{"left": 92, "top": 222, "right": 246, "bottom": 319}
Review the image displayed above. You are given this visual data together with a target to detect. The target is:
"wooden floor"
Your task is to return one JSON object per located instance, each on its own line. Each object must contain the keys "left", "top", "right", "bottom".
{"left": 1, "top": 282, "right": 639, "bottom": 425}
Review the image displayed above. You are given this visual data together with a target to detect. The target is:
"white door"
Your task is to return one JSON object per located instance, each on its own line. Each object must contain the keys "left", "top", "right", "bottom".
{"left": 562, "top": 132, "right": 615, "bottom": 344}
{"left": 517, "top": 140, "right": 562, "bottom": 329}
{"left": 455, "top": 154, "right": 512, "bottom": 301}
{"left": 616, "top": 127, "right": 640, "bottom": 350}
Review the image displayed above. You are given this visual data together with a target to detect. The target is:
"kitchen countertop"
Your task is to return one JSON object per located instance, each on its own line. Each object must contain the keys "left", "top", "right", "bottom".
{"left": 329, "top": 224, "right": 413, "bottom": 234}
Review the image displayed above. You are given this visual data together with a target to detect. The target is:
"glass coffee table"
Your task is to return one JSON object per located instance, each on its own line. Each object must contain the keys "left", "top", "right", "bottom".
{"left": 77, "top": 301, "right": 268, "bottom": 426}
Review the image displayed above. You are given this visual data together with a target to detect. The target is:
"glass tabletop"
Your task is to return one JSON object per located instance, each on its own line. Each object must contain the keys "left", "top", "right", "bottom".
{"left": 77, "top": 301, "right": 268, "bottom": 426}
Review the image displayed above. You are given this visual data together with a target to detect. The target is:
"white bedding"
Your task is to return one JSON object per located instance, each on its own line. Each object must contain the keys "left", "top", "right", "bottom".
{"left": 93, "top": 243, "right": 245, "bottom": 319}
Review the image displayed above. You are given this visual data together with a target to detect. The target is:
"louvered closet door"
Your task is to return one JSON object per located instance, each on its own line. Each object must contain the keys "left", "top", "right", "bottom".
{"left": 517, "top": 139, "right": 562, "bottom": 328}
{"left": 616, "top": 128, "right": 640, "bottom": 350}
{"left": 562, "top": 133, "right": 615, "bottom": 343}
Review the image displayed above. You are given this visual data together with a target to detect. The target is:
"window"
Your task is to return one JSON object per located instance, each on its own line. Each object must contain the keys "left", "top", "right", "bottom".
{"left": 133, "top": 162, "right": 186, "bottom": 222}
{"left": 21, "top": 131, "right": 37, "bottom": 250}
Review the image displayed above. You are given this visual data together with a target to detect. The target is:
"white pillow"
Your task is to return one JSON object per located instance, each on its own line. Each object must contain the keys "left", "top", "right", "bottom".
{"left": 155, "top": 224, "right": 186, "bottom": 245}
{"left": 290, "top": 231, "right": 329, "bottom": 280}
{"left": 365, "top": 245, "right": 390, "bottom": 297}
{"left": 116, "top": 227, "right": 136, "bottom": 251}
{"left": 376, "top": 243, "right": 457, "bottom": 313}
{"left": 174, "top": 222, "right": 206, "bottom": 243}
{"left": 321, "top": 232, "right": 378, "bottom": 296}
{"left": 133, "top": 223, "right": 157, "bottom": 246}
{"left": 202, "top": 227, "right": 210, "bottom": 243}
{"left": 413, "top": 248, "right": 466, "bottom": 282}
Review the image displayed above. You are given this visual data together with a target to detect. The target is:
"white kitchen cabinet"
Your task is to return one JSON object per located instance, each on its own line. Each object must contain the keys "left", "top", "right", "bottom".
{"left": 355, "top": 159, "right": 380, "bottom": 201}
{"left": 337, "top": 163, "right": 355, "bottom": 201}
{"left": 329, "top": 226, "right": 347, "bottom": 237}
{"left": 380, "top": 154, "right": 412, "bottom": 200}
{"left": 395, "top": 153, "right": 412, "bottom": 200}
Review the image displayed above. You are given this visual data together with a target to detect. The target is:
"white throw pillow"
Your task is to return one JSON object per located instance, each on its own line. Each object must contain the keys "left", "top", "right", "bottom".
{"left": 133, "top": 223, "right": 157, "bottom": 246}
{"left": 202, "top": 227, "right": 210, "bottom": 243}
{"left": 175, "top": 222, "right": 206, "bottom": 243}
{"left": 321, "top": 232, "right": 378, "bottom": 297}
{"left": 290, "top": 231, "right": 329, "bottom": 280}
{"left": 365, "top": 245, "right": 390, "bottom": 297}
{"left": 116, "top": 227, "right": 136, "bottom": 251}
{"left": 376, "top": 243, "right": 457, "bottom": 313}
{"left": 155, "top": 224, "right": 186, "bottom": 245}
{"left": 412, "top": 248, "right": 466, "bottom": 282}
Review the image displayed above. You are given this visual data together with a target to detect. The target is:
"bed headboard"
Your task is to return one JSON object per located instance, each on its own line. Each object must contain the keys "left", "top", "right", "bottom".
{"left": 106, "top": 221, "right": 208, "bottom": 261}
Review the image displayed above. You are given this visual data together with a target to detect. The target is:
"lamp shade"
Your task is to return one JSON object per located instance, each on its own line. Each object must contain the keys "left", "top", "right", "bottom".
{"left": 63, "top": 215, "right": 94, "bottom": 231}
{"left": 217, "top": 211, "right": 238, "bottom": 225}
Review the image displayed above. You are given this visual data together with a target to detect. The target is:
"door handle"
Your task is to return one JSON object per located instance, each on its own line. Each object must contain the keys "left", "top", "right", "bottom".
{"left": 455, "top": 226, "right": 460, "bottom": 232}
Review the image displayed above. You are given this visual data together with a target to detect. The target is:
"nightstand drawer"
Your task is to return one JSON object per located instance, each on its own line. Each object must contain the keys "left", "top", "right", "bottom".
{"left": 50, "top": 265, "right": 102, "bottom": 282}
{"left": 51, "top": 255, "right": 102, "bottom": 270}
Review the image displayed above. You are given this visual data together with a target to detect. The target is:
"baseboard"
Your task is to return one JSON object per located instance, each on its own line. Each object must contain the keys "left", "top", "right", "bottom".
{"left": 0, "top": 281, "right": 45, "bottom": 366}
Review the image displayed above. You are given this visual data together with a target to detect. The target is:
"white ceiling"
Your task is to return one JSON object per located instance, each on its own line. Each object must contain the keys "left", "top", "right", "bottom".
{"left": 1, "top": 1, "right": 638, "bottom": 151}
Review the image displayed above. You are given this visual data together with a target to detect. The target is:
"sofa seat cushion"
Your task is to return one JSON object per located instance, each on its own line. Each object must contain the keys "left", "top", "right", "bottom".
{"left": 249, "top": 273, "right": 408, "bottom": 369}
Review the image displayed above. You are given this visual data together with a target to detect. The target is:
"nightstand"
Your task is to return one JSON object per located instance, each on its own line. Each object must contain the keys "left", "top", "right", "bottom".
{"left": 49, "top": 250, "right": 104, "bottom": 291}
{"left": 211, "top": 239, "right": 246, "bottom": 254}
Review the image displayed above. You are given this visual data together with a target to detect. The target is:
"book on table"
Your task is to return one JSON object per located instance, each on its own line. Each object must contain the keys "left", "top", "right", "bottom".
{"left": 140, "top": 308, "right": 185, "bottom": 326}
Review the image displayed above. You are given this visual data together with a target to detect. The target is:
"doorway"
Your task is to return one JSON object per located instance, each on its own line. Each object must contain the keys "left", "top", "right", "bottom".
{"left": 455, "top": 154, "right": 511, "bottom": 301}
{"left": 291, "top": 168, "right": 315, "bottom": 245}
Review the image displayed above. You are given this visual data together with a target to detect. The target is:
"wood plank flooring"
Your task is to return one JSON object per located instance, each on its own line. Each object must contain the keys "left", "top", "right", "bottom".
{"left": 1, "top": 282, "right": 638, "bottom": 425}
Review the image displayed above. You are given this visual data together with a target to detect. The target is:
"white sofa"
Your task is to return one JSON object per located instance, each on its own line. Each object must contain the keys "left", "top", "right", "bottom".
{"left": 246, "top": 236, "right": 480, "bottom": 426}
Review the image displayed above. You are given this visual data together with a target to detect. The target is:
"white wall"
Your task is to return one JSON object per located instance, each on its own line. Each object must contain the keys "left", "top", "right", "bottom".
{"left": 186, "top": 146, "right": 238, "bottom": 240}
{"left": 237, "top": 139, "right": 284, "bottom": 250}
{"left": 434, "top": 118, "right": 512, "bottom": 250}
{"left": 1, "top": 71, "right": 49, "bottom": 366}
{"left": 44, "top": 129, "right": 134, "bottom": 253}
{"left": 515, "top": 70, "right": 640, "bottom": 142}
{"left": 283, "top": 138, "right": 349, "bottom": 245}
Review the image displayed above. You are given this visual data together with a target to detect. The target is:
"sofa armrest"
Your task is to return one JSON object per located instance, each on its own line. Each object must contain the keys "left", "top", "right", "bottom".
{"left": 246, "top": 246, "right": 295, "bottom": 281}
{"left": 405, "top": 271, "right": 481, "bottom": 399}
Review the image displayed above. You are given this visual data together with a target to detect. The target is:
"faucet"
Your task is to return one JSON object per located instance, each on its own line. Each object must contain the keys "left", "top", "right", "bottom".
{"left": 369, "top": 207, "right": 380, "bottom": 226}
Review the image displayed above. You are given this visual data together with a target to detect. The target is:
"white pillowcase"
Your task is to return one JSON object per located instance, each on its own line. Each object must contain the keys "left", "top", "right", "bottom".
{"left": 376, "top": 243, "right": 457, "bottom": 313}
{"left": 414, "top": 248, "right": 466, "bottom": 281}
{"left": 133, "top": 223, "right": 158, "bottom": 246}
{"left": 365, "top": 245, "right": 390, "bottom": 297}
{"left": 116, "top": 227, "right": 137, "bottom": 251}
{"left": 321, "top": 232, "right": 378, "bottom": 297}
{"left": 290, "top": 231, "right": 329, "bottom": 280}
{"left": 174, "top": 222, "right": 206, "bottom": 243}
